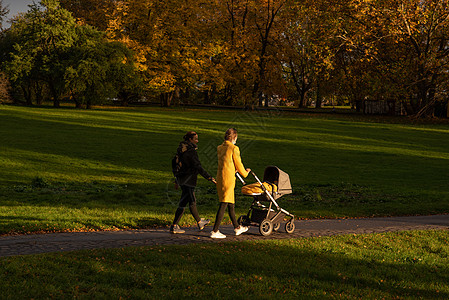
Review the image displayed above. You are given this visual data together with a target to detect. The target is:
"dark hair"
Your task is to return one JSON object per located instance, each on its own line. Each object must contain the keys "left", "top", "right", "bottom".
{"left": 224, "top": 128, "right": 237, "bottom": 141}
{"left": 183, "top": 131, "right": 197, "bottom": 141}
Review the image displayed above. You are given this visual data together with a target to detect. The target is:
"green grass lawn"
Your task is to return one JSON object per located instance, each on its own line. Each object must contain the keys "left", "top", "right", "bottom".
{"left": 1, "top": 105, "right": 449, "bottom": 234}
{"left": 1, "top": 230, "right": 448, "bottom": 298}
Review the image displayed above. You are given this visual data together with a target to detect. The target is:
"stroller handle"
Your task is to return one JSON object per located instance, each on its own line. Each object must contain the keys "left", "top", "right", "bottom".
{"left": 236, "top": 170, "right": 261, "bottom": 185}
{"left": 250, "top": 171, "right": 262, "bottom": 184}
{"left": 250, "top": 170, "right": 281, "bottom": 210}
{"left": 235, "top": 172, "right": 246, "bottom": 185}
{"left": 236, "top": 169, "right": 257, "bottom": 185}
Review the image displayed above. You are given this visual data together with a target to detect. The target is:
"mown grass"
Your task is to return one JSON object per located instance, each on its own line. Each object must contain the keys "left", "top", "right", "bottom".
{"left": 1, "top": 230, "right": 448, "bottom": 298}
{"left": 1, "top": 105, "right": 449, "bottom": 234}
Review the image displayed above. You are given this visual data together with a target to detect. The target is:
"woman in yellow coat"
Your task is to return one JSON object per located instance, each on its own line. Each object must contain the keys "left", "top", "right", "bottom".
{"left": 210, "top": 128, "right": 251, "bottom": 239}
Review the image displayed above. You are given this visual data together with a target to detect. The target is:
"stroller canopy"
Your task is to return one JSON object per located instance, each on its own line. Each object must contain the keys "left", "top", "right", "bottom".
{"left": 263, "top": 166, "right": 292, "bottom": 196}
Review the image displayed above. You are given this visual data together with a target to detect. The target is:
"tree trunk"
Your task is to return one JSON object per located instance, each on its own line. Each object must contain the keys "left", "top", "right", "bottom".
{"left": 207, "top": 85, "right": 216, "bottom": 104}
{"left": 253, "top": 81, "right": 262, "bottom": 107}
{"left": 35, "top": 82, "right": 43, "bottom": 105}
{"left": 315, "top": 81, "right": 322, "bottom": 108}
{"left": 160, "top": 92, "right": 173, "bottom": 107}
{"left": 414, "top": 82, "right": 436, "bottom": 118}
{"left": 410, "top": 97, "right": 419, "bottom": 114}
{"left": 223, "top": 84, "right": 233, "bottom": 106}
{"left": 299, "top": 88, "right": 306, "bottom": 108}
{"left": 21, "top": 84, "right": 33, "bottom": 105}
{"left": 86, "top": 99, "right": 92, "bottom": 109}
{"left": 48, "top": 82, "right": 60, "bottom": 108}
{"left": 118, "top": 91, "right": 131, "bottom": 107}
{"left": 75, "top": 100, "right": 82, "bottom": 109}
{"left": 289, "top": 61, "right": 310, "bottom": 108}
{"left": 203, "top": 91, "right": 210, "bottom": 104}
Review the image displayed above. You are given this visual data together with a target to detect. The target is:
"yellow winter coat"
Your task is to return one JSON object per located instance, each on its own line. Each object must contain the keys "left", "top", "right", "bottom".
{"left": 216, "top": 140, "right": 249, "bottom": 203}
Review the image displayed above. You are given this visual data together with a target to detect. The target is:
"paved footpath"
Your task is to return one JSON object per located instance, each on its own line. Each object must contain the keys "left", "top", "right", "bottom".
{"left": 0, "top": 215, "right": 448, "bottom": 257}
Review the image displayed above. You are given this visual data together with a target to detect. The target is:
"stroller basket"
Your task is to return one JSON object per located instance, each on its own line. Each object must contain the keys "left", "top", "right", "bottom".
{"left": 250, "top": 207, "right": 287, "bottom": 224}
{"left": 250, "top": 208, "right": 276, "bottom": 223}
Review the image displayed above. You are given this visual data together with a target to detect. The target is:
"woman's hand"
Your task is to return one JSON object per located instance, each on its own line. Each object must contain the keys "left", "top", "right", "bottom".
{"left": 246, "top": 168, "right": 251, "bottom": 173}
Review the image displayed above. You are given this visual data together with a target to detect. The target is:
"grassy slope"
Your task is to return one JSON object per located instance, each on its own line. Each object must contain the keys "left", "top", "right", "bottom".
{"left": 0, "top": 105, "right": 448, "bottom": 234}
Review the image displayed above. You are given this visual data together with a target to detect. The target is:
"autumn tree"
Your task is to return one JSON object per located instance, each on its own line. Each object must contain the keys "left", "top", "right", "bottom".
{"left": 338, "top": 0, "right": 449, "bottom": 116}
{"left": 389, "top": 0, "right": 449, "bottom": 116}
{"left": 280, "top": 0, "right": 344, "bottom": 108}
{"left": 206, "top": 0, "right": 258, "bottom": 105}
{"left": 62, "top": 0, "right": 346, "bottom": 108}
{"left": 105, "top": 0, "right": 219, "bottom": 106}
{"left": 248, "top": 0, "right": 289, "bottom": 107}
{"left": 56, "top": 0, "right": 449, "bottom": 116}
{"left": 59, "top": 0, "right": 115, "bottom": 30}
{"left": 199, "top": 0, "right": 291, "bottom": 107}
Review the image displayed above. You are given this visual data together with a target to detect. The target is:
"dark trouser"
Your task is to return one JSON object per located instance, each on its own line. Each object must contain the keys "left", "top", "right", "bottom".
{"left": 172, "top": 185, "right": 200, "bottom": 225}
{"left": 213, "top": 202, "right": 239, "bottom": 232}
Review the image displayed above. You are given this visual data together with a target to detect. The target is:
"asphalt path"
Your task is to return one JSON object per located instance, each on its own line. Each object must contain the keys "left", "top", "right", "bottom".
{"left": 0, "top": 215, "right": 448, "bottom": 257}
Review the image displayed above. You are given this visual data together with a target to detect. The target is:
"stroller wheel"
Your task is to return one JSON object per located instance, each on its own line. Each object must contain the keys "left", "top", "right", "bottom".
{"left": 273, "top": 223, "right": 280, "bottom": 231}
{"left": 259, "top": 219, "right": 273, "bottom": 236}
{"left": 285, "top": 220, "right": 295, "bottom": 234}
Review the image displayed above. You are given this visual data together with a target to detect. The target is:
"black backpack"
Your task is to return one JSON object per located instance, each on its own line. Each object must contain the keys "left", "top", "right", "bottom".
{"left": 171, "top": 152, "right": 185, "bottom": 177}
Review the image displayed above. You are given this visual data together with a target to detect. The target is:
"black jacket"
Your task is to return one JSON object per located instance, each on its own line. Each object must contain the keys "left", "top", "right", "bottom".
{"left": 176, "top": 141, "right": 211, "bottom": 187}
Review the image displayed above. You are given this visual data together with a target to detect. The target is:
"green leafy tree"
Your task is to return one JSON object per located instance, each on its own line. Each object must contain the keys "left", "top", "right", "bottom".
{"left": 65, "top": 26, "right": 140, "bottom": 108}
{"left": 1, "top": 0, "right": 139, "bottom": 108}
{"left": 2, "top": 0, "right": 79, "bottom": 107}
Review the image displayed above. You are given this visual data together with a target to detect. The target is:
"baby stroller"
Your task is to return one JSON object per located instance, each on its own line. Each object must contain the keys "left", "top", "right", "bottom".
{"left": 236, "top": 166, "right": 295, "bottom": 236}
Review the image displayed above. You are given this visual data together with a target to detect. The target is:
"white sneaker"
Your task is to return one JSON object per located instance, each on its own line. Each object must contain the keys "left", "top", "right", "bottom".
{"left": 198, "top": 218, "right": 210, "bottom": 231}
{"left": 210, "top": 230, "right": 226, "bottom": 239}
{"left": 234, "top": 226, "right": 249, "bottom": 236}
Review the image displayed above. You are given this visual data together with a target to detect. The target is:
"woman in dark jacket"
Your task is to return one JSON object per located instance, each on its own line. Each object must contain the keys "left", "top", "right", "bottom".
{"left": 170, "top": 131, "right": 216, "bottom": 234}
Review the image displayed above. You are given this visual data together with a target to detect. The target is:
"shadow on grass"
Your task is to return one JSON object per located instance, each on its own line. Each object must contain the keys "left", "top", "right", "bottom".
{"left": 147, "top": 241, "right": 449, "bottom": 298}
{"left": 0, "top": 216, "right": 44, "bottom": 223}
{"left": 1, "top": 238, "right": 448, "bottom": 298}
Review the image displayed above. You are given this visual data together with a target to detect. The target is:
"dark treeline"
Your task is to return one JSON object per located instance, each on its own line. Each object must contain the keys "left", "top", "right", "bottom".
{"left": 1, "top": 0, "right": 448, "bottom": 117}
